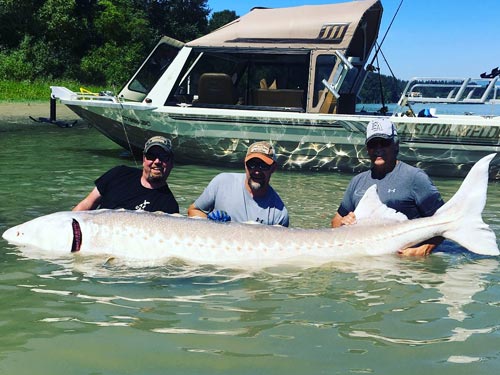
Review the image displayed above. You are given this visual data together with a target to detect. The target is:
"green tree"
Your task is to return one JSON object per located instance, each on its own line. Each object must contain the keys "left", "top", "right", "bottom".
{"left": 34, "top": 0, "right": 94, "bottom": 78}
{"left": 0, "top": 0, "right": 43, "bottom": 49}
{"left": 0, "top": 0, "right": 227, "bottom": 85}
{"left": 0, "top": 0, "right": 99, "bottom": 80}
{"left": 140, "top": 0, "right": 210, "bottom": 42}
{"left": 208, "top": 10, "right": 238, "bottom": 32}
{"left": 80, "top": 0, "right": 153, "bottom": 85}
{"left": 359, "top": 72, "right": 406, "bottom": 104}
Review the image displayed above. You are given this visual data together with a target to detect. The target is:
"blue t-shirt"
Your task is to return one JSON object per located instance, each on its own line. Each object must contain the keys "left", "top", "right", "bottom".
{"left": 338, "top": 162, "right": 444, "bottom": 219}
{"left": 194, "top": 173, "right": 289, "bottom": 226}
{"left": 95, "top": 165, "right": 179, "bottom": 213}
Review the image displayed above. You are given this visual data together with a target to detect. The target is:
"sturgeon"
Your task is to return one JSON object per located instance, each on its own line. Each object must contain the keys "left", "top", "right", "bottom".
{"left": 3, "top": 154, "right": 499, "bottom": 267}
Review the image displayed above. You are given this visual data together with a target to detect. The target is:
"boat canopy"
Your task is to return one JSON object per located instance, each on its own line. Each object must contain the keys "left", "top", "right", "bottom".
{"left": 188, "top": 0, "right": 382, "bottom": 58}
{"left": 118, "top": 0, "right": 383, "bottom": 114}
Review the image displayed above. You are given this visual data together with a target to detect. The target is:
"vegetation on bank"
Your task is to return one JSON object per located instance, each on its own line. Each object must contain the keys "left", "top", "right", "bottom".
{"left": 0, "top": 0, "right": 235, "bottom": 87}
{"left": 0, "top": 80, "right": 107, "bottom": 102}
{"left": 0, "top": 0, "right": 403, "bottom": 104}
{"left": 360, "top": 73, "right": 407, "bottom": 104}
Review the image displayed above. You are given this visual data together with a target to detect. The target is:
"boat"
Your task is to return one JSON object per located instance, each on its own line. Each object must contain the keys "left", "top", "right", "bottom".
{"left": 49, "top": 0, "right": 500, "bottom": 179}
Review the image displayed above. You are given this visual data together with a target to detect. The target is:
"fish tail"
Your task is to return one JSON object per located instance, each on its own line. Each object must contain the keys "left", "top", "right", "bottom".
{"left": 436, "top": 153, "right": 499, "bottom": 255}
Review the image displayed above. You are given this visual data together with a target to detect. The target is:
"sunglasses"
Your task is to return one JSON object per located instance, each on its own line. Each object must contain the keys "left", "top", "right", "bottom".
{"left": 366, "top": 138, "right": 393, "bottom": 149}
{"left": 246, "top": 160, "right": 272, "bottom": 171}
{"left": 144, "top": 152, "right": 171, "bottom": 162}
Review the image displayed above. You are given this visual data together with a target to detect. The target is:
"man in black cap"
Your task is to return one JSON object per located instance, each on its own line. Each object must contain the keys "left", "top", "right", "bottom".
{"left": 331, "top": 119, "right": 444, "bottom": 256}
{"left": 73, "top": 136, "right": 179, "bottom": 213}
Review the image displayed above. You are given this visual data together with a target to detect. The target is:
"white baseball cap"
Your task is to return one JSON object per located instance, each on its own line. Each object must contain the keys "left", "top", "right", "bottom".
{"left": 365, "top": 118, "right": 397, "bottom": 144}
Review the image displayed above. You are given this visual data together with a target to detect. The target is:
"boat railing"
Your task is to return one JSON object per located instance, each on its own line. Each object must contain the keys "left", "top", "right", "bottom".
{"left": 51, "top": 86, "right": 118, "bottom": 103}
{"left": 397, "top": 76, "right": 500, "bottom": 106}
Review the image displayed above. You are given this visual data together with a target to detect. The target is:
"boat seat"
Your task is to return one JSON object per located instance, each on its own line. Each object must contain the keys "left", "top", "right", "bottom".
{"left": 259, "top": 79, "right": 277, "bottom": 89}
{"left": 251, "top": 88, "right": 303, "bottom": 108}
{"left": 197, "top": 73, "right": 236, "bottom": 105}
{"left": 319, "top": 91, "right": 337, "bottom": 114}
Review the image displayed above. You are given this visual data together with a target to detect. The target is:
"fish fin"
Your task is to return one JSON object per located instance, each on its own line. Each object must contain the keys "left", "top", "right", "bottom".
{"left": 437, "top": 153, "right": 499, "bottom": 255}
{"left": 168, "top": 213, "right": 184, "bottom": 217}
{"left": 354, "top": 185, "right": 408, "bottom": 223}
{"left": 103, "top": 257, "right": 116, "bottom": 266}
{"left": 242, "top": 221, "right": 262, "bottom": 225}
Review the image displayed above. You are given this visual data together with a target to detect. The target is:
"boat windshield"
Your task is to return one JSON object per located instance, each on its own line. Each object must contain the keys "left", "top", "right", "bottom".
{"left": 128, "top": 43, "right": 181, "bottom": 94}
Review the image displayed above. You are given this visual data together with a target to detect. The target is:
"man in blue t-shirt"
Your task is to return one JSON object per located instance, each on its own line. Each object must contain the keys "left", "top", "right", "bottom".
{"left": 331, "top": 118, "right": 444, "bottom": 256}
{"left": 187, "top": 141, "right": 289, "bottom": 226}
{"left": 73, "top": 136, "right": 179, "bottom": 213}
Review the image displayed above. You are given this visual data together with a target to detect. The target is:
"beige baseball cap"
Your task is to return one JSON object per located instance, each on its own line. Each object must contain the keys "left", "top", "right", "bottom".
{"left": 245, "top": 141, "right": 277, "bottom": 165}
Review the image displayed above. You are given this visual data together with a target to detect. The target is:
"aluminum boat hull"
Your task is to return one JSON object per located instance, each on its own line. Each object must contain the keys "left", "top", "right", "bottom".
{"left": 66, "top": 102, "right": 500, "bottom": 179}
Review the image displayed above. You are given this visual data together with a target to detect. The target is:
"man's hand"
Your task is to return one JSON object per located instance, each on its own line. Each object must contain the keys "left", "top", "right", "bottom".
{"left": 339, "top": 212, "right": 357, "bottom": 226}
{"left": 398, "top": 244, "right": 435, "bottom": 256}
{"left": 398, "top": 237, "right": 444, "bottom": 256}
{"left": 207, "top": 210, "right": 231, "bottom": 222}
{"left": 331, "top": 212, "right": 357, "bottom": 228}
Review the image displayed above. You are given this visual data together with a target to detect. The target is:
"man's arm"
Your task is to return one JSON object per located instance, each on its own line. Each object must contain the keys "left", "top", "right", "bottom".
{"left": 187, "top": 203, "right": 208, "bottom": 218}
{"left": 72, "top": 187, "right": 102, "bottom": 211}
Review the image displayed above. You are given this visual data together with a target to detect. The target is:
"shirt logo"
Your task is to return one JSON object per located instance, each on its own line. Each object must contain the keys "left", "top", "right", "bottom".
{"left": 387, "top": 188, "right": 396, "bottom": 193}
{"left": 135, "top": 200, "right": 151, "bottom": 210}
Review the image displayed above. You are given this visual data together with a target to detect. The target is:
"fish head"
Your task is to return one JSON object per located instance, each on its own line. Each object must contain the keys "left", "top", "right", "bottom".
{"left": 2, "top": 212, "right": 75, "bottom": 253}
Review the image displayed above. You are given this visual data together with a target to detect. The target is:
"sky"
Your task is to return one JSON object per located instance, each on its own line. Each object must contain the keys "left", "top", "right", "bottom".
{"left": 207, "top": 0, "right": 500, "bottom": 80}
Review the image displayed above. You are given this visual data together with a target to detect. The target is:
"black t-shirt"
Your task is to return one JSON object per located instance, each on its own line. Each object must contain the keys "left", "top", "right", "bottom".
{"left": 95, "top": 165, "right": 179, "bottom": 213}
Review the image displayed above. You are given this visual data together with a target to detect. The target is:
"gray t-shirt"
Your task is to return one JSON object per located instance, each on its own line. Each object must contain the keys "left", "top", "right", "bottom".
{"left": 338, "top": 161, "right": 444, "bottom": 219}
{"left": 194, "top": 173, "right": 289, "bottom": 226}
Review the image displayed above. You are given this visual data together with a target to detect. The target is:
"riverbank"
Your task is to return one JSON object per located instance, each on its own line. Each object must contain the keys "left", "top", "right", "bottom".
{"left": 0, "top": 101, "right": 75, "bottom": 119}
{"left": 0, "top": 101, "right": 84, "bottom": 129}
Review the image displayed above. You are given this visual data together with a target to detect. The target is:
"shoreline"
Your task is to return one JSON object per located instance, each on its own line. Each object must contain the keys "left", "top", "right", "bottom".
{"left": 0, "top": 101, "right": 84, "bottom": 128}
{"left": 0, "top": 101, "right": 78, "bottom": 121}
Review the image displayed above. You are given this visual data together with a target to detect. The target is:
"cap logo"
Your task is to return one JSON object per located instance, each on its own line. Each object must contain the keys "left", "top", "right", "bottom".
{"left": 245, "top": 141, "right": 277, "bottom": 165}
{"left": 249, "top": 144, "right": 271, "bottom": 155}
{"left": 370, "top": 121, "right": 383, "bottom": 132}
{"left": 144, "top": 136, "right": 173, "bottom": 154}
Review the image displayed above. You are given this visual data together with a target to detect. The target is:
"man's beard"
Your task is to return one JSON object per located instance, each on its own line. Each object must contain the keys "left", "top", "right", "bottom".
{"left": 248, "top": 178, "right": 264, "bottom": 191}
{"left": 147, "top": 170, "right": 164, "bottom": 183}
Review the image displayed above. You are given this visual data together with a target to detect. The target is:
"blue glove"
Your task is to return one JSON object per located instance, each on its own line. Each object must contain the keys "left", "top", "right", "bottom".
{"left": 207, "top": 210, "right": 231, "bottom": 222}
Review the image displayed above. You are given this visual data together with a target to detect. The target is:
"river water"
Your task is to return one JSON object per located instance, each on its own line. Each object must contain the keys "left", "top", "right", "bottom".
{"left": 0, "top": 110, "right": 499, "bottom": 374}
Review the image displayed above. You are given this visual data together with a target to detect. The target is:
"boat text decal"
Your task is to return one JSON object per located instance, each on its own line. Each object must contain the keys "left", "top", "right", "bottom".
{"left": 122, "top": 115, "right": 151, "bottom": 127}
{"left": 398, "top": 123, "right": 500, "bottom": 140}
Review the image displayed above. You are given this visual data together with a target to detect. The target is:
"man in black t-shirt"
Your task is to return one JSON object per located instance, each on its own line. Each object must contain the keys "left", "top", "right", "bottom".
{"left": 73, "top": 136, "right": 179, "bottom": 213}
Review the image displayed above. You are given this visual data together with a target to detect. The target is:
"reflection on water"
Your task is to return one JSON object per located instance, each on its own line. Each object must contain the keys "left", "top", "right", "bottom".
{"left": 0, "top": 120, "right": 499, "bottom": 374}
{"left": 332, "top": 256, "right": 499, "bottom": 321}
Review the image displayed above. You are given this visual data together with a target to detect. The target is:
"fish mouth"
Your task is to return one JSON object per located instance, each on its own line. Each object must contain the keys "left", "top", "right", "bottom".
{"left": 1, "top": 227, "right": 17, "bottom": 243}
{"left": 71, "top": 219, "right": 82, "bottom": 252}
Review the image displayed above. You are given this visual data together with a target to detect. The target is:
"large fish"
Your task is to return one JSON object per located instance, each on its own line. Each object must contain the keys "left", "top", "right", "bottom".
{"left": 3, "top": 154, "right": 499, "bottom": 267}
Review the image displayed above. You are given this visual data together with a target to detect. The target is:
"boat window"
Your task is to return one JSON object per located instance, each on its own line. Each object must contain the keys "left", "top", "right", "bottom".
{"left": 339, "top": 67, "right": 359, "bottom": 94}
{"left": 312, "top": 55, "right": 337, "bottom": 107}
{"left": 167, "top": 51, "right": 240, "bottom": 104}
{"left": 245, "top": 54, "right": 309, "bottom": 92}
{"left": 127, "top": 43, "right": 180, "bottom": 94}
{"left": 166, "top": 51, "right": 309, "bottom": 111}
